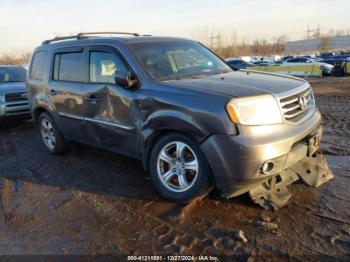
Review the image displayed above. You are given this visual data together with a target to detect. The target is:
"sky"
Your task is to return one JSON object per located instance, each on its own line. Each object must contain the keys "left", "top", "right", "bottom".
{"left": 0, "top": 0, "right": 349, "bottom": 53}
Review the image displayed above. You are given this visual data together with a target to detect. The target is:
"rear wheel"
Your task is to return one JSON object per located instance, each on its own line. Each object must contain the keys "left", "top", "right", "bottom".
{"left": 149, "top": 133, "right": 213, "bottom": 203}
{"left": 38, "top": 112, "right": 67, "bottom": 155}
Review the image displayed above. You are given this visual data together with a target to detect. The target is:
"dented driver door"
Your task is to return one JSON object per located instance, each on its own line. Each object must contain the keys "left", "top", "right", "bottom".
{"left": 81, "top": 45, "right": 138, "bottom": 157}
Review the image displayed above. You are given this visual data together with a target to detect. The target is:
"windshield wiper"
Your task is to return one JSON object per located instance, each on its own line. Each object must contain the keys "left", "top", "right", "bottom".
{"left": 164, "top": 69, "right": 231, "bottom": 81}
{"left": 209, "top": 69, "right": 231, "bottom": 75}
{"left": 188, "top": 70, "right": 231, "bottom": 79}
{"left": 179, "top": 71, "right": 215, "bottom": 80}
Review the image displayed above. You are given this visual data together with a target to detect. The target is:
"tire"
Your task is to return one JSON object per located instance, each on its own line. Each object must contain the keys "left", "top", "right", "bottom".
{"left": 149, "top": 133, "right": 213, "bottom": 203}
{"left": 38, "top": 112, "right": 67, "bottom": 155}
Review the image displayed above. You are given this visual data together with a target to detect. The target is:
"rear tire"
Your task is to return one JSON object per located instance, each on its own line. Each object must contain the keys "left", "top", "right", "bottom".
{"left": 149, "top": 133, "right": 213, "bottom": 203}
{"left": 38, "top": 112, "right": 67, "bottom": 155}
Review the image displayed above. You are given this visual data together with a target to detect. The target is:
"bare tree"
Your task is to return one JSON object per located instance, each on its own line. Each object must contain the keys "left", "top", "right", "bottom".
{"left": 0, "top": 52, "right": 31, "bottom": 65}
{"left": 191, "top": 27, "right": 290, "bottom": 58}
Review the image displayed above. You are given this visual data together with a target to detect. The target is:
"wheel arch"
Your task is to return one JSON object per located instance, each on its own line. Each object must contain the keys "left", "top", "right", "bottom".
{"left": 140, "top": 110, "right": 209, "bottom": 166}
{"left": 140, "top": 110, "right": 213, "bottom": 169}
{"left": 33, "top": 106, "right": 51, "bottom": 126}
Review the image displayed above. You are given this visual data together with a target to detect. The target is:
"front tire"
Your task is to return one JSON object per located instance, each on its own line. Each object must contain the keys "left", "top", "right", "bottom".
{"left": 38, "top": 112, "right": 67, "bottom": 155}
{"left": 149, "top": 133, "right": 213, "bottom": 203}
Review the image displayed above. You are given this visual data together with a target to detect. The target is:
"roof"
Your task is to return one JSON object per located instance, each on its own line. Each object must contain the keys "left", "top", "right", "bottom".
{"left": 39, "top": 32, "right": 192, "bottom": 50}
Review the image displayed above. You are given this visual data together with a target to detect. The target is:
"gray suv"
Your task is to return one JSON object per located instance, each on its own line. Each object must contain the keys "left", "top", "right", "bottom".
{"left": 27, "top": 32, "right": 333, "bottom": 209}
{"left": 0, "top": 65, "right": 30, "bottom": 122}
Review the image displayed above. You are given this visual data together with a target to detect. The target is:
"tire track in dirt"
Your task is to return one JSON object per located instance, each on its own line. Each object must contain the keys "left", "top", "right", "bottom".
{"left": 315, "top": 94, "right": 350, "bottom": 156}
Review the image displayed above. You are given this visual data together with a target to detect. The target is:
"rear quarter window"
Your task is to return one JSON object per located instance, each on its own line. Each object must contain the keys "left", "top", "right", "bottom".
{"left": 30, "top": 51, "right": 48, "bottom": 80}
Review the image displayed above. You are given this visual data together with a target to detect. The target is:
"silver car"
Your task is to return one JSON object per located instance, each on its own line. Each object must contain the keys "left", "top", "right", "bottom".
{"left": 0, "top": 65, "right": 30, "bottom": 122}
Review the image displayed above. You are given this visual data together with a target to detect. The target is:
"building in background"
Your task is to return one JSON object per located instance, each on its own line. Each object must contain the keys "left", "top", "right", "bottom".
{"left": 285, "top": 36, "right": 350, "bottom": 53}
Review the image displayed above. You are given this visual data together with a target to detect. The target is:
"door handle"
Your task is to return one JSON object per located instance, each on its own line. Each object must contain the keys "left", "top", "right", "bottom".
{"left": 48, "top": 89, "right": 58, "bottom": 96}
{"left": 85, "top": 95, "right": 100, "bottom": 102}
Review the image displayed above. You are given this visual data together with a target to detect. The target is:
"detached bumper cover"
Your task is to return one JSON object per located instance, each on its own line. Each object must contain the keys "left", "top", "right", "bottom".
{"left": 201, "top": 110, "right": 333, "bottom": 209}
{"left": 249, "top": 154, "right": 333, "bottom": 210}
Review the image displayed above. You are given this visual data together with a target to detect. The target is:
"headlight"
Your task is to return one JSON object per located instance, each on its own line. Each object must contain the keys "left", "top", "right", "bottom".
{"left": 0, "top": 95, "right": 5, "bottom": 103}
{"left": 226, "top": 94, "right": 283, "bottom": 125}
{"left": 323, "top": 64, "right": 333, "bottom": 69}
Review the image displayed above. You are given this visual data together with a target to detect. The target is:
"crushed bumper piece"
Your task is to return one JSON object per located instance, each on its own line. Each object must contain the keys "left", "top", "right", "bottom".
{"left": 249, "top": 171, "right": 298, "bottom": 210}
{"left": 291, "top": 154, "right": 334, "bottom": 187}
{"left": 249, "top": 154, "right": 334, "bottom": 210}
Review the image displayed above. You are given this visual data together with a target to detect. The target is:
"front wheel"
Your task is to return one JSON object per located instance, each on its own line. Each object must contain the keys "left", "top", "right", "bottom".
{"left": 149, "top": 133, "right": 213, "bottom": 203}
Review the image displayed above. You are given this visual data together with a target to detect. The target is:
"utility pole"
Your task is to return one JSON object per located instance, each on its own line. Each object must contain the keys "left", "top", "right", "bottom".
{"left": 307, "top": 25, "right": 310, "bottom": 39}
{"left": 210, "top": 32, "right": 221, "bottom": 49}
{"left": 305, "top": 25, "right": 322, "bottom": 39}
{"left": 316, "top": 24, "right": 321, "bottom": 38}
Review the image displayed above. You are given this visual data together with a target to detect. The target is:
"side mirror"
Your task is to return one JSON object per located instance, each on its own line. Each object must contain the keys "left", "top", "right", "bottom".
{"left": 115, "top": 71, "right": 138, "bottom": 89}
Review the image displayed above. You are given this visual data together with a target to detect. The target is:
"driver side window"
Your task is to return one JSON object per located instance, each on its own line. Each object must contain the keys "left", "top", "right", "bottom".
{"left": 90, "top": 51, "right": 127, "bottom": 84}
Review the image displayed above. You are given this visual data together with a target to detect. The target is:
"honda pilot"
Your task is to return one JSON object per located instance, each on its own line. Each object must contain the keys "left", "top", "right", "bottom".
{"left": 27, "top": 32, "right": 333, "bottom": 209}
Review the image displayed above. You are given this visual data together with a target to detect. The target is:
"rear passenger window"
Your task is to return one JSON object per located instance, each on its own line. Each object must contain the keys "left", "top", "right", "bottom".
{"left": 53, "top": 52, "right": 83, "bottom": 82}
{"left": 89, "top": 52, "right": 127, "bottom": 84}
{"left": 30, "top": 51, "right": 48, "bottom": 80}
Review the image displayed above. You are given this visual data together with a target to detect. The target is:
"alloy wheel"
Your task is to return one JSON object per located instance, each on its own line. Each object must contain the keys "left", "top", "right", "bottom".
{"left": 40, "top": 118, "right": 56, "bottom": 151}
{"left": 157, "top": 141, "right": 199, "bottom": 192}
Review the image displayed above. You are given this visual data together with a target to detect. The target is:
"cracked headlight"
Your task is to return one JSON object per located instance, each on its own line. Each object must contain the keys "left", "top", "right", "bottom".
{"left": 226, "top": 94, "right": 283, "bottom": 125}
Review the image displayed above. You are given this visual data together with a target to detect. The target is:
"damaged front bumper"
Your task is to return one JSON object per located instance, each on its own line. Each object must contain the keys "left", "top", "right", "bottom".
{"left": 201, "top": 109, "right": 334, "bottom": 210}
{"left": 249, "top": 154, "right": 333, "bottom": 210}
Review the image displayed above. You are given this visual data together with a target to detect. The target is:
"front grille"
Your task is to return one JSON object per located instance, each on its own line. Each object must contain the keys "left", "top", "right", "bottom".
{"left": 5, "top": 109, "right": 30, "bottom": 115}
{"left": 6, "top": 102, "right": 28, "bottom": 107}
{"left": 279, "top": 88, "right": 313, "bottom": 122}
{"left": 5, "top": 92, "right": 28, "bottom": 102}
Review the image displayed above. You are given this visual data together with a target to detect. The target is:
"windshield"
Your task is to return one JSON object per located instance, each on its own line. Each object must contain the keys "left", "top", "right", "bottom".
{"left": 129, "top": 40, "right": 232, "bottom": 81}
{"left": 0, "top": 67, "right": 26, "bottom": 83}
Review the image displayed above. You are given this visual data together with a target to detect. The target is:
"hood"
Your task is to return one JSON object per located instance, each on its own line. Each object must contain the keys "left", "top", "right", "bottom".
{"left": 0, "top": 82, "right": 27, "bottom": 96}
{"left": 165, "top": 70, "right": 307, "bottom": 98}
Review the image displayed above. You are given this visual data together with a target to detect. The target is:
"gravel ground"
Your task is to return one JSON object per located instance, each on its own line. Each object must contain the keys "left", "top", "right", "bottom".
{"left": 0, "top": 77, "right": 349, "bottom": 260}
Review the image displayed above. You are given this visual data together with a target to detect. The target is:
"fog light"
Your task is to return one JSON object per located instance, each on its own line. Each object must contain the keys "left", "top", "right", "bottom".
{"left": 262, "top": 160, "right": 275, "bottom": 174}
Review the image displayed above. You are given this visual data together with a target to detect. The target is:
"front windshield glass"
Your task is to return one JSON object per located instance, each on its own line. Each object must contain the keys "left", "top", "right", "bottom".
{"left": 0, "top": 67, "right": 26, "bottom": 83}
{"left": 129, "top": 40, "right": 232, "bottom": 81}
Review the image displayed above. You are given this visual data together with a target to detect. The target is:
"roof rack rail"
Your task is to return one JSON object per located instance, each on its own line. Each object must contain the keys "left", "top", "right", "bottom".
{"left": 42, "top": 32, "right": 140, "bottom": 45}
{"left": 42, "top": 35, "right": 79, "bottom": 45}
{"left": 78, "top": 32, "right": 140, "bottom": 38}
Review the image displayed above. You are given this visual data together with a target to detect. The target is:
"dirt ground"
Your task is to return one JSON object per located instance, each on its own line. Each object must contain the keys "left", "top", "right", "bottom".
{"left": 0, "top": 77, "right": 349, "bottom": 260}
